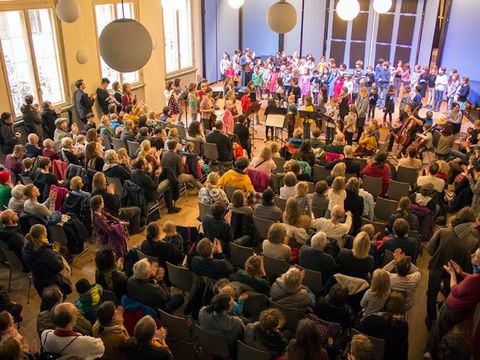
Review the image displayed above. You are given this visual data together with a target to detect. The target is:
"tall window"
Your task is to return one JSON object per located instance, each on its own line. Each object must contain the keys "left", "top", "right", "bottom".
{"left": 162, "top": 0, "right": 193, "bottom": 73}
{"left": 0, "top": 8, "right": 65, "bottom": 116}
{"left": 94, "top": 1, "right": 139, "bottom": 84}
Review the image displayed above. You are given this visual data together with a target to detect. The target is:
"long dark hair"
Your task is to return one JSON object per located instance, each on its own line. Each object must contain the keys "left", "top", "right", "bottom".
{"left": 205, "top": 294, "right": 231, "bottom": 314}
{"left": 146, "top": 222, "right": 159, "bottom": 242}
{"left": 287, "top": 319, "right": 324, "bottom": 360}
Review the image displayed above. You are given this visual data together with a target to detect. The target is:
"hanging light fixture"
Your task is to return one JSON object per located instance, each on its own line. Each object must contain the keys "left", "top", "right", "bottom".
{"left": 267, "top": 0, "right": 297, "bottom": 34}
{"left": 56, "top": 0, "right": 81, "bottom": 23}
{"left": 336, "top": 0, "right": 360, "bottom": 21}
{"left": 99, "top": 0, "right": 152, "bottom": 72}
{"left": 228, "top": 0, "right": 245, "bottom": 9}
{"left": 373, "top": 0, "right": 392, "bottom": 13}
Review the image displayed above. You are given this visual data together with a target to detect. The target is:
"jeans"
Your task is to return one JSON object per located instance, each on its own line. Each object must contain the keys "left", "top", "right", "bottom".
{"left": 178, "top": 173, "right": 203, "bottom": 190}
{"left": 426, "top": 269, "right": 449, "bottom": 324}
{"left": 378, "top": 82, "right": 389, "bottom": 107}
{"left": 458, "top": 101, "right": 467, "bottom": 111}
{"left": 447, "top": 96, "right": 455, "bottom": 111}
{"left": 446, "top": 149, "right": 468, "bottom": 162}
{"left": 434, "top": 90, "right": 444, "bottom": 110}
{"left": 427, "top": 88, "right": 435, "bottom": 107}
{"left": 367, "top": 104, "right": 375, "bottom": 120}
{"left": 119, "top": 206, "right": 141, "bottom": 233}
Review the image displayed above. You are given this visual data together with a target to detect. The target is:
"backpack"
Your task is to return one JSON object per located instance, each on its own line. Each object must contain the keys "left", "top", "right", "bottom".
{"left": 38, "top": 330, "right": 78, "bottom": 360}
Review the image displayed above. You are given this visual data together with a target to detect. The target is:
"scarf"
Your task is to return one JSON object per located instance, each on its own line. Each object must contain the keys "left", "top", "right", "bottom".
{"left": 103, "top": 268, "right": 116, "bottom": 290}
{"left": 253, "top": 323, "right": 287, "bottom": 353}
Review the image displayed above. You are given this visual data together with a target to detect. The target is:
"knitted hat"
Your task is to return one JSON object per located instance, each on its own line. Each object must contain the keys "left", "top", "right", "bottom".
{"left": 75, "top": 278, "right": 93, "bottom": 294}
{"left": 0, "top": 170, "right": 9, "bottom": 184}
{"left": 54, "top": 118, "right": 68, "bottom": 126}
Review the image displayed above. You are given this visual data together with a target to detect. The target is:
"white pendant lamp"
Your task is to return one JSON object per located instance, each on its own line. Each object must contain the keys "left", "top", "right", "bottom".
{"left": 267, "top": 0, "right": 297, "bottom": 34}
{"left": 56, "top": 0, "right": 81, "bottom": 23}
{"left": 336, "top": 0, "right": 360, "bottom": 21}
{"left": 99, "top": 19, "right": 153, "bottom": 72}
{"left": 373, "top": 0, "right": 392, "bottom": 13}
{"left": 228, "top": 0, "right": 245, "bottom": 9}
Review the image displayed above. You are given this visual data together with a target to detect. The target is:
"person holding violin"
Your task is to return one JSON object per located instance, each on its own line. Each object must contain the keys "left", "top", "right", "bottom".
{"left": 387, "top": 103, "right": 424, "bottom": 158}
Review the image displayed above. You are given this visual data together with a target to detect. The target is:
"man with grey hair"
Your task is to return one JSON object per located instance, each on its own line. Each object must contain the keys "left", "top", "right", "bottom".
{"left": 324, "top": 145, "right": 361, "bottom": 175}
{"left": 312, "top": 205, "right": 352, "bottom": 241}
{"left": 126, "top": 258, "right": 184, "bottom": 313}
{"left": 299, "top": 231, "right": 337, "bottom": 280}
{"left": 25, "top": 133, "right": 42, "bottom": 158}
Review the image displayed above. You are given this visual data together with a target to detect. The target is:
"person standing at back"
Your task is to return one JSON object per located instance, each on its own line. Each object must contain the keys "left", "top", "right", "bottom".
{"left": 74, "top": 79, "right": 96, "bottom": 124}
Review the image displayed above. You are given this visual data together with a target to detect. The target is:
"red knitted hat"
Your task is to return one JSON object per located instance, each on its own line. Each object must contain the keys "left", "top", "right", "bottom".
{"left": 0, "top": 170, "right": 9, "bottom": 184}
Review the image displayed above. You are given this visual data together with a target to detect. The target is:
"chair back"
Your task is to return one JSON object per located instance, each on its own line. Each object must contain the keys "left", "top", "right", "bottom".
{"left": 307, "top": 182, "right": 315, "bottom": 194}
{"left": 175, "top": 125, "right": 187, "bottom": 140}
{"left": 20, "top": 175, "right": 32, "bottom": 185}
{"left": 269, "top": 300, "right": 307, "bottom": 331}
{"left": 385, "top": 180, "right": 410, "bottom": 201}
{"left": 190, "top": 139, "right": 201, "bottom": 156}
{"left": 346, "top": 172, "right": 357, "bottom": 179}
{"left": 353, "top": 157, "right": 368, "bottom": 170}
{"left": 397, "top": 166, "right": 418, "bottom": 185}
{"left": 351, "top": 329, "right": 385, "bottom": 360}
{"left": 263, "top": 254, "right": 290, "bottom": 277}
{"left": 204, "top": 142, "right": 219, "bottom": 161}
{"left": 362, "top": 217, "right": 386, "bottom": 238}
{"left": 382, "top": 249, "right": 394, "bottom": 266}
{"left": 273, "top": 157, "right": 285, "bottom": 174}
{"left": 225, "top": 185, "right": 241, "bottom": 202}
{"left": 127, "top": 140, "right": 140, "bottom": 158}
{"left": 313, "top": 165, "right": 330, "bottom": 182}
{"left": 237, "top": 340, "right": 270, "bottom": 360}
{"left": 198, "top": 202, "right": 214, "bottom": 220}
{"left": 101, "top": 134, "right": 112, "bottom": 150}
{"left": 362, "top": 175, "right": 383, "bottom": 197}
{"left": 194, "top": 325, "right": 231, "bottom": 359}
{"left": 111, "top": 137, "right": 125, "bottom": 151}
{"left": 243, "top": 292, "right": 269, "bottom": 318}
{"left": 230, "top": 243, "right": 254, "bottom": 269}
{"left": 274, "top": 196, "right": 287, "bottom": 212}
{"left": 297, "top": 265, "right": 323, "bottom": 295}
{"left": 0, "top": 247, "right": 23, "bottom": 271}
{"left": 374, "top": 197, "right": 399, "bottom": 221}
{"left": 106, "top": 176, "right": 124, "bottom": 197}
{"left": 159, "top": 309, "right": 191, "bottom": 341}
{"left": 166, "top": 262, "right": 193, "bottom": 292}
{"left": 253, "top": 216, "right": 274, "bottom": 243}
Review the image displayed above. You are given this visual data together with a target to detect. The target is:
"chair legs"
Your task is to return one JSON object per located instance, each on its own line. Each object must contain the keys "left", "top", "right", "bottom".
{"left": 27, "top": 275, "right": 32, "bottom": 305}
{"left": 71, "top": 246, "right": 93, "bottom": 275}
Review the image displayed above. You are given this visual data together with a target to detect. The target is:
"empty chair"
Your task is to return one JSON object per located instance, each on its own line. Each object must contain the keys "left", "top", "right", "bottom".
{"left": 127, "top": 140, "right": 140, "bottom": 158}
{"left": 351, "top": 329, "right": 385, "bottom": 360}
{"left": 198, "top": 202, "right": 214, "bottom": 220}
{"left": 274, "top": 196, "right": 287, "bottom": 212}
{"left": 362, "top": 175, "right": 383, "bottom": 197}
{"left": 253, "top": 216, "right": 274, "bottom": 243}
{"left": 237, "top": 340, "right": 270, "bottom": 360}
{"left": 106, "top": 176, "right": 124, "bottom": 197}
{"left": 269, "top": 300, "right": 307, "bottom": 331}
{"left": 374, "top": 197, "right": 399, "bottom": 222}
{"left": 296, "top": 265, "right": 323, "bottom": 295}
{"left": 313, "top": 165, "right": 330, "bottom": 182}
{"left": 204, "top": 142, "right": 219, "bottom": 161}
{"left": 101, "top": 134, "right": 112, "bottom": 150}
{"left": 0, "top": 246, "right": 33, "bottom": 303}
{"left": 194, "top": 325, "right": 231, "bottom": 359}
{"left": 263, "top": 254, "right": 290, "bottom": 277}
{"left": 111, "top": 137, "right": 125, "bottom": 151}
{"left": 397, "top": 166, "right": 418, "bottom": 185}
{"left": 243, "top": 292, "right": 269, "bottom": 318}
{"left": 225, "top": 185, "right": 241, "bottom": 202}
{"left": 159, "top": 309, "right": 195, "bottom": 359}
{"left": 230, "top": 243, "right": 254, "bottom": 269}
{"left": 166, "top": 262, "right": 193, "bottom": 293}
{"left": 385, "top": 180, "right": 410, "bottom": 201}
{"left": 273, "top": 157, "right": 286, "bottom": 174}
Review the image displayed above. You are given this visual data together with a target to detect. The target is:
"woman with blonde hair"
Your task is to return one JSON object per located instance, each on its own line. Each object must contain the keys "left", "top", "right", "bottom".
{"left": 337, "top": 231, "right": 374, "bottom": 280}
{"left": 198, "top": 171, "right": 228, "bottom": 206}
{"left": 283, "top": 197, "right": 311, "bottom": 230}
{"left": 138, "top": 139, "right": 161, "bottom": 167}
{"left": 251, "top": 146, "right": 276, "bottom": 174}
{"left": 360, "top": 269, "right": 391, "bottom": 316}
{"left": 294, "top": 181, "right": 313, "bottom": 217}
{"left": 327, "top": 176, "right": 346, "bottom": 216}
{"left": 326, "top": 162, "right": 346, "bottom": 186}
{"left": 270, "top": 142, "right": 281, "bottom": 158}
{"left": 116, "top": 148, "right": 132, "bottom": 170}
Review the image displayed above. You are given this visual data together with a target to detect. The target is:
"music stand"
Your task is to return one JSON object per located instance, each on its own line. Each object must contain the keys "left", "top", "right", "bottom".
{"left": 265, "top": 112, "right": 288, "bottom": 144}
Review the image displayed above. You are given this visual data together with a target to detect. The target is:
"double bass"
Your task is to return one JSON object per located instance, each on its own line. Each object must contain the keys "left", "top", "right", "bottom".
{"left": 394, "top": 104, "right": 421, "bottom": 145}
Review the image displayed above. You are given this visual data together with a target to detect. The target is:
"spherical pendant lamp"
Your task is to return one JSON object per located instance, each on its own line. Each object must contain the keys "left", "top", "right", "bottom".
{"left": 373, "top": 0, "right": 392, "bottom": 13}
{"left": 99, "top": 19, "right": 153, "bottom": 72}
{"left": 56, "top": 0, "right": 81, "bottom": 23}
{"left": 336, "top": 0, "right": 360, "bottom": 21}
{"left": 267, "top": 0, "right": 297, "bottom": 34}
{"left": 228, "top": 0, "right": 245, "bottom": 9}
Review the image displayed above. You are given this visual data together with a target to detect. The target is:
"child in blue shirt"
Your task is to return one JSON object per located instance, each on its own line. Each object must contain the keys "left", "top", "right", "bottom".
{"left": 424, "top": 111, "right": 433, "bottom": 126}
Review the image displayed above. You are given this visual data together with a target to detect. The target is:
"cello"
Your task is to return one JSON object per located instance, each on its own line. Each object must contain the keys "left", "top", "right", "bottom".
{"left": 395, "top": 104, "right": 421, "bottom": 145}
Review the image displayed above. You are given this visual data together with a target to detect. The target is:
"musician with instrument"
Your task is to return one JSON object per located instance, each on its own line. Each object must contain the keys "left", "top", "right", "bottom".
{"left": 353, "top": 126, "right": 378, "bottom": 157}
{"left": 387, "top": 103, "right": 423, "bottom": 157}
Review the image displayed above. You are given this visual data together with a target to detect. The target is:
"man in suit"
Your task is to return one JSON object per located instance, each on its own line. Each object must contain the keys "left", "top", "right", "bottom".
{"left": 206, "top": 120, "right": 233, "bottom": 172}
{"left": 74, "top": 79, "right": 96, "bottom": 124}
{"left": 161, "top": 140, "right": 203, "bottom": 190}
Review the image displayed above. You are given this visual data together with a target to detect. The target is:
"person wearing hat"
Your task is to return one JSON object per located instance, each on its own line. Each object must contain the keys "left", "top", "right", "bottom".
{"left": 53, "top": 117, "right": 76, "bottom": 146}
{"left": 0, "top": 170, "right": 11, "bottom": 208}
{"left": 74, "top": 278, "right": 103, "bottom": 324}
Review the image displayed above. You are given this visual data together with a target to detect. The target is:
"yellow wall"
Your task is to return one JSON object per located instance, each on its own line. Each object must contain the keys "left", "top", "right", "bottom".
{"left": 0, "top": 0, "right": 202, "bottom": 120}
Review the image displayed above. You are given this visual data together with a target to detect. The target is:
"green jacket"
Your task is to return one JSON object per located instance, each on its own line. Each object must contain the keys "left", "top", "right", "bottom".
{"left": 0, "top": 184, "right": 11, "bottom": 208}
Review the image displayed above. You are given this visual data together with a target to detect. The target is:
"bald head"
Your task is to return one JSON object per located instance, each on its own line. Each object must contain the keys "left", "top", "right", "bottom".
{"left": 344, "top": 145, "right": 353, "bottom": 158}
{"left": 0, "top": 209, "right": 18, "bottom": 227}
{"left": 28, "top": 133, "right": 39, "bottom": 145}
{"left": 331, "top": 205, "right": 345, "bottom": 220}
{"left": 52, "top": 302, "right": 77, "bottom": 330}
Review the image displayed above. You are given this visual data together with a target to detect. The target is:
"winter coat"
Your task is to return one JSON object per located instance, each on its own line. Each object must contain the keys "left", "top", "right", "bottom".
{"left": 270, "top": 277, "right": 313, "bottom": 312}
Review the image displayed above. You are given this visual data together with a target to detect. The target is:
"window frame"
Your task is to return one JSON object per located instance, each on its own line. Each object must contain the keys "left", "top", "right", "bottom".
{"left": 0, "top": 1, "right": 69, "bottom": 119}
{"left": 162, "top": 0, "right": 195, "bottom": 76}
{"left": 92, "top": 0, "right": 143, "bottom": 86}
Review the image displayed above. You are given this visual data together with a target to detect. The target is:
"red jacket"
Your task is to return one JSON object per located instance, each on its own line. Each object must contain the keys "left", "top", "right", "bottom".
{"left": 447, "top": 273, "right": 480, "bottom": 314}
{"left": 362, "top": 163, "right": 391, "bottom": 196}
{"left": 241, "top": 95, "right": 251, "bottom": 115}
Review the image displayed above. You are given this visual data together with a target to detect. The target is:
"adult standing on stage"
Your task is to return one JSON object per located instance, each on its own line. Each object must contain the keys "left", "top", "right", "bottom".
{"left": 240, "top": 49, "right": 253, "bottom": 87}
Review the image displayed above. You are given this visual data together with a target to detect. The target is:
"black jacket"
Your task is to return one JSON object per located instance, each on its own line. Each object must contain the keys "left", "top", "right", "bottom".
{"left": 41, "top": 108, "right": 59, "bottom": 139}
{"left": 23, "top": 244, "right": 63, "bottom": 294}
{"left": 325, "top": 158, "right": 361, "bottom": 175}
{"left": 234, "top": 123, "right": 250, "bottom": 152}
{"left": 75, "top": 90, "right": 95, "bottom": 120}
{"left": 96, "top": 88, "right": 111, "bottom": 115}
{"left": 21, "top": 104, "right": 43, "bottom": 139}
{"left": 0, "top": 122, "right": 19, "bottom": 154}
{"left": 131, "top": 170, "right": 158, "bottom": 203}
{"left": 202, "top": 215, "right": 234, "bottom": 257}
{"left": 344, "top": 190, "right": 364, "bottom": 233}
{"left": 104, "top": 164, "right": 131, "bottom": 185}
{"left": 25, "top": 143, "right": 42, "bottom": 158}
{"left": 206, "top": 130, "right": 233, "bottom": 162}
{"left": 140, "top": 239, "right": 183, "bottom": 269}
{"left": 126, "top": 277, "right": 171, "bottom": 310}
{"left": 124, "top": 338, "right": 173, "bottom": 360}
{"left": 91, "top": 188, "right": 121, "bottom": 217}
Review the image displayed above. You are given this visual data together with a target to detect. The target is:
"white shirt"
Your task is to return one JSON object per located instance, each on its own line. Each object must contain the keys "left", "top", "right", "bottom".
{"left": 41, "top": 329, "right": 105, "bottom": 360}
{"left": 312, "top": 215, "right": 352, "bottom": 241}
{"left": 280, "top": 185, "right": 296, "bottom": 200}
{"left": 417, "top": 175, "right": 445, "bottom": 193}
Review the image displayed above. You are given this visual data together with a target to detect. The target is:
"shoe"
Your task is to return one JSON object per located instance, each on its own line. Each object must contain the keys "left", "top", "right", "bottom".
{"left": 168, "top": 207, "right": 181, "bottom": 214}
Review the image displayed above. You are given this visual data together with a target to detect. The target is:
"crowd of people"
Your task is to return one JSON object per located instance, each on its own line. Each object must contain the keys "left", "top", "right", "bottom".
{"left": 0, "top": 47, "right": 478, "bottom": 360}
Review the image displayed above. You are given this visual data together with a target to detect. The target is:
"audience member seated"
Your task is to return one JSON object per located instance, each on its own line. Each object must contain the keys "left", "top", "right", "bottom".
{"left": 360, "top": 269, "right": 391, "bottom": 317}
{"left": 308, "top": 180, "right": 329, "bottom": 218}
{"left": 382, "top": 218, "right": 418, "bottom": 262}
{"left": 283, "top": 197, "right": 311, "bottom": 231}
{"left": 60, "top": 137, "right": 82, "bottom": 165}
{"left": 386, "top": 196, "right": 419, "bottom": 234}
{"left": 218, "top": 157, "right": 254, "bottom": 194}
{"left": 356, "top": 291, "right": 409, "bottom": 360}
{"left": 0, "top": 209, "right": 27, "bottom": 270}
{"left": 91, "top": 195, "right": 128, "bottom": 258}
{"left": 95, "top": 246, "right": 127, "bottom": 300}
{"left": 53, "top": 118, "right": 75, "bottom": 147}
{"left": 314, "top": 284, "right": 355, "bottom": 330}
{"left": 397, "top": 148, "right": 422, "bottom": 172}
{"left": 92, "top": 301, "right": 129, "bottom": 360}
{"left": 187, "top": 120, "right": 206, "bottom": 142}
{"left": 288, "top": 128, "right": 304, "bottom": 149}
{"left": 161, "top": 140, "right": 203, "bottom": 190}
{"left": 5, "top": 145, "right": 26, "bottom": 183}
{"left": 244, "top": 308, "right": 287, "bottom": 357}
{"left": 99, "top": 115, "right": 115, "bottom": 139}
{"left": 235, "top": 255, "right": 271, "bottom": 295}
{"left": 383, "top": 249, "right": 421, "bottom": 311}
{"left": 24, "top": 134, "right": 42, "bottom": 158}
{"left": 270, "top": 267, "right": 314, "bottom": 312}
{"left": 254, "top": 188, "right": 283, "bottom": 222}
{"left": 325, "top": 133, "right": 345, "bottom": 154}
{"left": 42, "top": 138, "right": 60, "bottom": 161}
{"left": 280, "top": 171, "right": 297, "bottom": 199}
{"left": 312, "top": 205, "right": 352, "bottom": 242}
{"left": 124, "top": 315, "right": 172, "bottom": 360}
{"left": 348, "top": 334, "right": 374, "bottom": 360}
{"left": 0, "top": 112, "right": 20, "bottom": 154}
{"left": 251, "top": 146, "right": 276, "bottom": 174}
{"left": 299, "top": 231, "right": 336, "bottom": 280}
{"left": 140, "top": 222, "right": 183, "bottom": 270}
{"left": 202, "top": 204, "right": 235, "bottom": 256}
{"left": 33, "top": 156, "right": 59, "bottom": 202}
{"left": 69, "top": 176, "right": 90, "bottom": 201}
{"left": 327, "top": 176, "right": 346, "bottom": 215}
{"left": 190, "top": 238, "right": 233, "bottom": 280}
{"left": 293, "top": 140, "right": 316, "bottom": 167}
{"left": 361, "top": 152, "right": 391, "bottom": 196}
{"left": 229, "top": 189, "right": 254, "bottom": 217}
{"left": 85, "top": 141, "right": 105, "bottom": 172}
{"left": 103, "top": 149, "right": 131, "bottom": 184}
{"left": 0, "top": 311, "right": 29, "bottom": 353}
{"left": 120, "top": 120, "right": 136, "bottom": 146}
{"left": 198, "top": 171, "right": 228, "bottom": 207}
{"left": 23, "top": 184, "right": 57, "bottom": 222}
{"left": 262, "top": 223, "right": 291, "bottom": 262}
{"left": 206, "top": 120, "right": 234, "bottom": 169}
{"left": 126, "top": 258, "right": 183, "bottom": 314}
{"left": 344, "top": 177, "right": 365, "bottom": 234}
{"left": 40, "top": 302, "right": 105, "bottom": 358}
{"left": 293, "top": 182, "right": 313, "bottom": 217}
{"left": 417, "top": 162, "right": 445, "bottom": 193}
{"left": 337, "top": 231, "right": 374, "bottom": 281}
{"left": 285, "top": 159, "right": 312, "bottom": 182}
{"left": 74, "top": 278, "right": 104, "bottom": 324}
{"left": 0, "top": 170, "right": 11, "bottom": 209}
{"left": 325, "top": 145, "right": 361, "bottom": 175}
{"left": 286, "top": 318, "right": 328, "bottom": 360}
